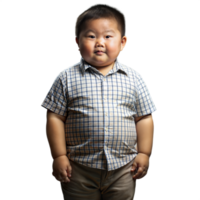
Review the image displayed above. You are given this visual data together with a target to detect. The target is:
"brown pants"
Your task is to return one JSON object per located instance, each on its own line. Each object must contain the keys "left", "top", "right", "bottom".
{"left": 61, "top": 159, "right": 136, "bottom": 200}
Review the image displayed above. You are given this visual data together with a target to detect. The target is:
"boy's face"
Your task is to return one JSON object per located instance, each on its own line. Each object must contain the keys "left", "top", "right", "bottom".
{"left": 76, "top": 18, "right": 127, "bottom": 71}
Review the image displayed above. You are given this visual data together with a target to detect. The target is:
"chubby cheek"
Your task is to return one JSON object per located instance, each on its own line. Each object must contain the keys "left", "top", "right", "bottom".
{"left": 79, "top": 42, "right": 93, "bottom": 58}
{"left": 107, "top": 42, "right": 121, "bottom": 56}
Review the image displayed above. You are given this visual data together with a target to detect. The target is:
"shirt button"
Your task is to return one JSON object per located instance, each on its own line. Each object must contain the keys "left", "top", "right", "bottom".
{"left": 104, "top": 78, "right": 106, "bottom": 81}
{"left": 105, "top": 112, "right": 108, "bottom": 116}
{"left": 105, "top": 127, "right": 108, "bottom": 131}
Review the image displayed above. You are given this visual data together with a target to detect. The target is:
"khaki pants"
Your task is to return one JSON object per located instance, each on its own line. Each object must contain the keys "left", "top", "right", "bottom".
{"left": 61, "top": 159, "right": 136, "bottom": 200}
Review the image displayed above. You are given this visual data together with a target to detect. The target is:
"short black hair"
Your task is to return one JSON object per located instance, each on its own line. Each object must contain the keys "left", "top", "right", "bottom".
{"left": 75, "top": 4, "right": 125, "bottom": 38}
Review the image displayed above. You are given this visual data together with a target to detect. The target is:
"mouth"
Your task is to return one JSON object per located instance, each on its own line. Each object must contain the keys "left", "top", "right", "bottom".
{"left": 94, "top": 51, "right": 105, "bottom": 55}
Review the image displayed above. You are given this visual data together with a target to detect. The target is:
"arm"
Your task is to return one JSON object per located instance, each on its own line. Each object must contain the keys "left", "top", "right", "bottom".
{"left": 46, "top": 110, "right": 67, "bottom": 159}
{"left": 135, "top": 114, "right": 154, "bottom": 157}
{"left": 131, "top": 114, "right": 154, "bottom": 179}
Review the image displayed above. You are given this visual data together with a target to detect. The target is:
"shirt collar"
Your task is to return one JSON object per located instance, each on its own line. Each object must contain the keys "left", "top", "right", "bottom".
{"left": 79, "top": 58, "right": 129, "bottom": 77}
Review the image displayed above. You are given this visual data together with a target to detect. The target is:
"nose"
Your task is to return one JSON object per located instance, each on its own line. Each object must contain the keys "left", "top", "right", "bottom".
{"left": 95, "top": 38, "right": 104, "bottom": 47}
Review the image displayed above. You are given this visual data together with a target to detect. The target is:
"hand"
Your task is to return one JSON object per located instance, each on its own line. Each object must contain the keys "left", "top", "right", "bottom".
{"left": 131, "top": 153, "right": 149, "bottom": 179}
{"left": 52, "top": 155, "right": 72, "bottom": 182}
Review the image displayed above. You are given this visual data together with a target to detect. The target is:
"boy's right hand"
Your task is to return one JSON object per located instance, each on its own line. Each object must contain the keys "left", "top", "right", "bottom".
{"left": 52, "top": 155, "right": 72, "bottom": 182}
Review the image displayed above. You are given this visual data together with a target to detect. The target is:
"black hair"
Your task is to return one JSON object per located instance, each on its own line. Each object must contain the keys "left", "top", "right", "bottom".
{"left": 75, "top": 4, "right": 125, "bottom": 38}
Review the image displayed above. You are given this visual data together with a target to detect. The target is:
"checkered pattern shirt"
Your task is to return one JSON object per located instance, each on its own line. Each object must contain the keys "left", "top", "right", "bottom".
{"left": 41, "top": 59, "right": 156, "bottom": 171}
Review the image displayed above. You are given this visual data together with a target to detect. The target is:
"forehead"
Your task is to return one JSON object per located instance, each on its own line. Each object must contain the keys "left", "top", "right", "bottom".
{"left": 82, "top": 18, "right": 120, "bottom": 33}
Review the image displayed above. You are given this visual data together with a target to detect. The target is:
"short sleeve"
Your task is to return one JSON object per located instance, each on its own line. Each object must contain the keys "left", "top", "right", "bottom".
{"left": 135, "top": 72, "right": 156, "bottom": 117}
{"left": 41, "top": 72, "right": 68, "bottom": 116}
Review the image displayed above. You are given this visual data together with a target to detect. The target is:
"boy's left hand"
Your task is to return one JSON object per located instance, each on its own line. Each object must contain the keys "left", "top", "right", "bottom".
{"left": 131, "top": 153, "right": 149, "bottom": 179}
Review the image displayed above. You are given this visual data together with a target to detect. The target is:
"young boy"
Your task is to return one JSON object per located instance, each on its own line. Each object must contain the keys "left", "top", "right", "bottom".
{"left": 42, "top": 4, "right": 156, "bottom": 200}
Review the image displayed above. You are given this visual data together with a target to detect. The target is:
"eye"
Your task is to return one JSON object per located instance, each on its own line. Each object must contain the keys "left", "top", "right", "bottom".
{"left": 106, "top": 35, "right": 111, "bottom": 38}
{"left": 88, "top": 35, "right": 95, "bottom": 38}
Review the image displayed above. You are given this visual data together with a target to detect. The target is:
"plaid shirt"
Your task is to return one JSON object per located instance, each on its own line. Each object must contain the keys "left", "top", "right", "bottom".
{"left": 41, "top": 59, "right": 156, "bottom": 171}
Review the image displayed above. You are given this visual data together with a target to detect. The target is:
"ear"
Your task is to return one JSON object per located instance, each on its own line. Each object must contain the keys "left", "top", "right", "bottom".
{"left": 121, "top": 36, "right": 129, "bottom": 52}
{"left": 74, "top": 37, "right": 79, "bottom": 46}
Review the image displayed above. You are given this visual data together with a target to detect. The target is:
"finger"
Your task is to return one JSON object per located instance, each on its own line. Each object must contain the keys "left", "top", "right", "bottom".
{"left": 67, "top": 173, "right": 71, "bottom": 178}
{"left": 133, "top": 170, "right": 142, "bottom": 179}
{"left": 64, "top": 178, "right": 70, "bottom": 182}
{"left": 133, "top": 167, "right": 143, "bottom": 180}
{"left": 59, "top": 174, "right": 70, "bottom": 182}
{"left": 67, "top": 165, "right": 72, "bottom": 177}
{"left": 63, "top": 173, "right": 71, "bottom": 182}
{"left": 133, "top": 170, "right": 142, "bottom": 180}
{"left": 138, "top": 173, "right": 146, "bottom": 180}
{"left": 131, "top": 162, "right": 137, "bottom": 172}
{"left": 60, "top": 176, "right": 70, "bottom": 182}
{"left": 60, "top": 164, "right": 72, "bottom": 177}
{"left": 140, "top": 170, "right": 147, "bottom": 179}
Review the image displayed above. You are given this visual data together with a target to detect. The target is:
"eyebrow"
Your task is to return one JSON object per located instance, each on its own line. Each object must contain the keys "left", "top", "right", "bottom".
{"left": 84, "top": 30, "right": 115, "bottom": 34}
